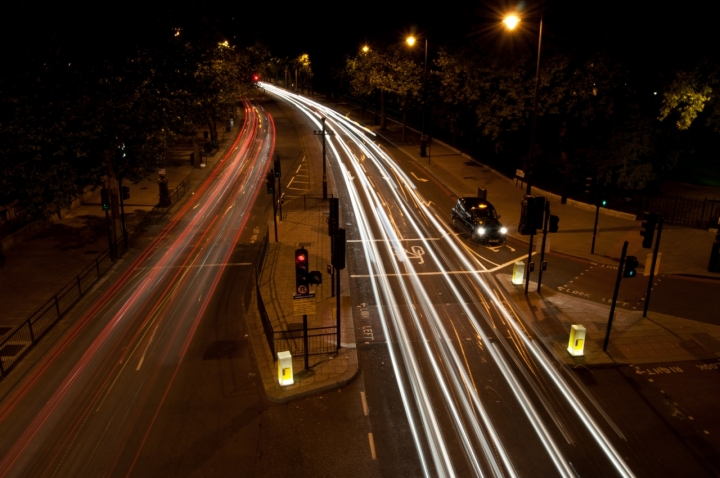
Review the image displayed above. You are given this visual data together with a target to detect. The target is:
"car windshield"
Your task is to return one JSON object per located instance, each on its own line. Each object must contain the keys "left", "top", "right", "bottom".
{"left": 471, "top": 207, "right": 497, "bottom": 219}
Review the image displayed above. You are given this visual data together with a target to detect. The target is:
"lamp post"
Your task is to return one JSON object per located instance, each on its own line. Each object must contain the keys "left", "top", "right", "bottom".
{"left": 406, "top": 35, "right": 429, "bottom": 158}
{"left": 504, "top": 13, "right": 544, "bottom": 196}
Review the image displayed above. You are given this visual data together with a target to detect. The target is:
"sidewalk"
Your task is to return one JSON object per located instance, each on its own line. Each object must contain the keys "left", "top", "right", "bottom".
{"left": 245, "top": 210, "right": 358, "bottom": 403}
{"left": 333, "top": 100, "right": 720, "bottom": 366}
{"left": 0, "top": 122, "right": 243, "bottom": 340}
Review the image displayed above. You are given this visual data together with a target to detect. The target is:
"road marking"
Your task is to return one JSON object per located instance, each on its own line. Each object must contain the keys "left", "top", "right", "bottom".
{"left": 635, "top": 366, "right": 684, "bottom": 375}
{"left": 360, "top": 391, "right": 369, "bottom": 416}
{"left": 368, "top": 433, "right": 377, "bottom": 459}
{"left": 348, "top": 237, "right": 440, "bottom": 243}
{"left": 410, "top": 172, "right": 428, "bottom": 182}
{"left": 350, "top": 254, "right": 537, "bottom": 277}
{"left": 408, "top": 245, "right": 425, "bottom": 264}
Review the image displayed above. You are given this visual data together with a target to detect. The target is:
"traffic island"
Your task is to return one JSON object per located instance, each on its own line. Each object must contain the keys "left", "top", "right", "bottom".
{"left": 245, "top": 209, "right": 358, "bottom": 403}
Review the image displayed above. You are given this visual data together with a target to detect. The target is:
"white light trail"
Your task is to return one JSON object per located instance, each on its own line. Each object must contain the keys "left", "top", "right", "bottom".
{"left": 262, "top": 83, "right": 634, "bottom": 478}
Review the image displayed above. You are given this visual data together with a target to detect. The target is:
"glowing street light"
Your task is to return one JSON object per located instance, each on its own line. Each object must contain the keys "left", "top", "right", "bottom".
{"left": 406, "top": 35, "right": 429, "bottom": 158}
{"left": 362, "top": 45, "right": 370, "bottom": 53}
{"left": 503, "top": 15, "right": 520, "bottom": 30}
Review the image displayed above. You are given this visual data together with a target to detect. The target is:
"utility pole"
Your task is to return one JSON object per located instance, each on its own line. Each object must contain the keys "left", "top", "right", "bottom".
{"left": 603, "top": 241, "right": 628, "bottom": 352}
{"left": 313, "top": 117, "right": 334, "bottom": 199}
{"left": 537, "top": 201, "right": 550, "bottom": 292}
{"left": 275, "top": 155, "right": 283, "bottom": 221}
{"left": 524, "top": 231, "right": 535, "bottom": 295}
{"left": 643, "top": 216, "right": 664, "bottom": 317}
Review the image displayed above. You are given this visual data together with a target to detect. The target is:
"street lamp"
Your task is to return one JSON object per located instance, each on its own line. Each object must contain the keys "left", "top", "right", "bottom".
{"left": 406, "top": 35, "right": 429, "bottom": 158}
{"left": 504, "top": 13, "right": 543, "bottom": 196}
{"left": 362, "top": 45, "right": 370, "bottom": 53}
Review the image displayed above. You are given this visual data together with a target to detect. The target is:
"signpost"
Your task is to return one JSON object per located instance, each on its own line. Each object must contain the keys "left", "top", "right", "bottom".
{"left": 293, "top": 292, "right": 316, "bottom": 370}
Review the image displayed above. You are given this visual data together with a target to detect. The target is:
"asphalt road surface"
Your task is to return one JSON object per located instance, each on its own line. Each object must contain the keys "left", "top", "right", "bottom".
{"left": 0, "top": 102, "right": 275, "bottom": 476}
{"left": 265, "top": 85, "right": 640, "bottom": 477}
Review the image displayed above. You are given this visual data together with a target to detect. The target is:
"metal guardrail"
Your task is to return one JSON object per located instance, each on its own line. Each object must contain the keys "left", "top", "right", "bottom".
{"left": 578, "top": 192, "right": 720, "bottom": 229}
{"left": 0, "top": 235, "right": 125, "bottom": 377}
{"left": 0, "top": 181, "right": 190, "bottom": 378}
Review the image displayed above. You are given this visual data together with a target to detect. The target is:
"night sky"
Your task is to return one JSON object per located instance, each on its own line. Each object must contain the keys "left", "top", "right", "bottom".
{"left": 1, "top": 1, "right": 716, "bottom": 89}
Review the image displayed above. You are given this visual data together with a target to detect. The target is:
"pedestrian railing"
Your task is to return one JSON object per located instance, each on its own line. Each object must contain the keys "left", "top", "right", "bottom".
{"left": 273, "top": 326, "right": 338, "bottom": 359}
{"left": 281, "top": 194, "right": 333, "bottom": 212}
{"left": 147, "top": 181, "right": 187, "bottom": 224}
{"left": 0, "top": 235, "right": 125, "bottom": 377}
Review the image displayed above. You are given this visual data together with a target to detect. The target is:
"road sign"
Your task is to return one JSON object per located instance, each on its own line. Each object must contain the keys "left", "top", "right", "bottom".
{"left": 516, "top": 169, "right": 525, "bottom": 178}
{"left": 293, "top": 293, "right": 316, "bottom": 316}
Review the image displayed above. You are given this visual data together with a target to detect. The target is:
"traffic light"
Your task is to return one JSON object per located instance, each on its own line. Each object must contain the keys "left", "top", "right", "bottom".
{"left": 295, "top": 248, "right": 310, "bottom": 294}
{"left": 121, "top": 186, "right": 130, "bottom": 201}
{"left": 623, "top": 255, "right": 639, "bottom": 278}
{"left": 328, "top": 198, "right": 339, "bottom": 237}
{"left": 332, "top": 228, "right": 346, "bottom": 270}
{"left": 274, "top": 157, "right": 281, "bottom": 178}
{"left": 308, "top": 270, "right": 323, "bottom": 285}
{"left": 599, "top": 198, "right": 608, "bottom": 208}
{"left": 549, "top": 215, "right": 559, "bottom": 233}
{"left": 519, "top": 196, "right": 543, "bottom": 235}
{"left": 266, "top": 171, "right": 275, "bottom": 194}
{"left": 527, "top": 196, "right": 546, "bottom": 231}
{"left": 101, "top": 188, "right": 111, "bottom": 212}
{"left": 640, "top": 212, "right": 658, "bottom": 249}
{"left": 253, "top": 74, "right": 259, "bottom": 82}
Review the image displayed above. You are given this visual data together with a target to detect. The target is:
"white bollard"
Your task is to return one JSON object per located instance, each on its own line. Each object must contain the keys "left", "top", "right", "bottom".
{"left": 512, "top": 261, "right": 525, "bottom": 285}
{"left": 277, "top": 351, "right": 294, "bottom": 386}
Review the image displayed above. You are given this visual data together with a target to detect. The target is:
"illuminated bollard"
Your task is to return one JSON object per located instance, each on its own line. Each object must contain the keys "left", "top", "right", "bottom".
{"left": 512, "top": 261, "right": 525, "bottom": 285}
{"left": 277, "top": 351, "right": 294, "bottom": 386}
{"left": 567, "top": 325, "right": 586, "bottom": 356}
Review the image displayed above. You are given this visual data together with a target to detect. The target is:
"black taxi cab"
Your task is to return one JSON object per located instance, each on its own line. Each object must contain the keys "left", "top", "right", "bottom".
{"left": 451, "top": 197, "right": 507, "bottom": 244}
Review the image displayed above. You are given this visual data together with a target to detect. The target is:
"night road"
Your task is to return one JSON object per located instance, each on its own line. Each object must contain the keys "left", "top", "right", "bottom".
{"left": 264, "top": 84, "right": 641, "bottom": 477}
{"left": 0, "top": 102, "right": 274, "bottom": 476}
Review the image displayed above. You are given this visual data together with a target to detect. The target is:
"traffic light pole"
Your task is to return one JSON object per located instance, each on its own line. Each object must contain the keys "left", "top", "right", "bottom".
{"left": 336, "top": 265, "right": 341, "bottom": 351}
{"left": 104, "top": 209, "right": 116, "bottom": 261}
{"left": 643, "top": 217, "right": 664, "bottom": 318}
{"left": 276, "top": 155, "right": 283, "bottom": 222}
{"left": 303, "top": 314, "right": 309, "bottom": 370}
{"left": 591, "top": 203, "right": 600, "bottom": 254}
{"left": 603, "top": 241, "right": 628, "bottom": 352}
{"left": 271, "top": 182, "right": 278, "bottom": 243}
{"left": 322, "top": 118, "right": 327, "bottom": 199}
{"left": 537, "top": 202, "right": 550, "bottom": 292}
{"left": 525, "top": 232, "right": 534, "bottom": 295}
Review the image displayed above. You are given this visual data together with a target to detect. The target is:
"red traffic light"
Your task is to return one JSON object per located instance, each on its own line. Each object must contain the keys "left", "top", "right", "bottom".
{"left": 296, "top": 254, "right": 306, "bottom": 264}
{"left": 253, "top": 74, "right": 259, "bottom": 82}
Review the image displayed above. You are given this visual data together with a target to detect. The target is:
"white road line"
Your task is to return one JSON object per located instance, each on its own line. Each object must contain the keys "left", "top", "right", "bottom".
{"left": 348, "top": 237, "right": 440, "bottom": 243}
{"left": 368, "top": 433, "right": 377, "bottom": 459}
{"left": 361, "top": 391, "right": 369, "bottom": 416}
{"left": 350, "top": 254, "right": 538, "bottom": 278}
